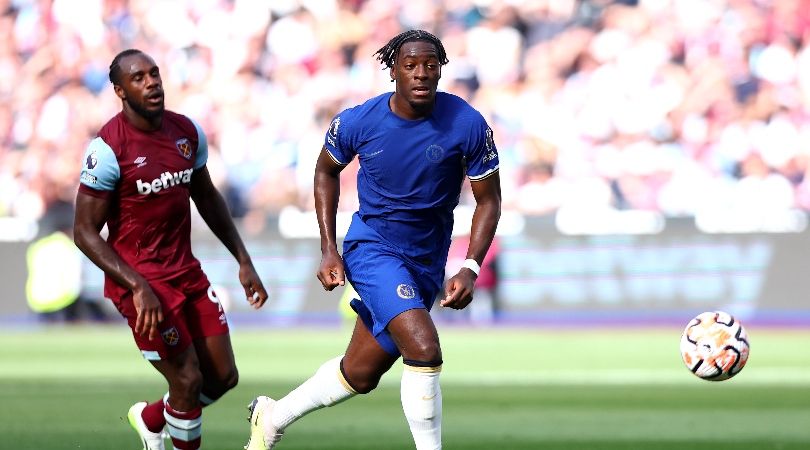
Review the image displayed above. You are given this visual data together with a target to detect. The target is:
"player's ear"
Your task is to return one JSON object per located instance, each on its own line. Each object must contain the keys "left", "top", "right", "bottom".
{"left": 113, "top": 84, "right": 126, "bottom": 100}
{"left": 389, "top": 66, "right": 395, "bottom": 83}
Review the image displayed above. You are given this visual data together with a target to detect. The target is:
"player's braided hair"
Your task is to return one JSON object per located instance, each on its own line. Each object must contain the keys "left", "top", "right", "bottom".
{"left": 109, "top": 49, "right": 144, "bottom": 85}
{"left": 373, "top": 30, "right": 449, "bottom": 69}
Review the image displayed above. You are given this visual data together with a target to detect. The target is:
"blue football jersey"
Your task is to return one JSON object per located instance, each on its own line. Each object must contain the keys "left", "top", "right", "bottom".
{"left": 324, "top": 92, "right": 499, "bottom": 269}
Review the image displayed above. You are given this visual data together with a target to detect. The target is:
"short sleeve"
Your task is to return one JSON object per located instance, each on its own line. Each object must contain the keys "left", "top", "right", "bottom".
{"left": 465, "top": 116, "right": 499, "bottom": 181}
{"left": 79, "top": 137, "right": 120, "bottom": 191}
{"left": 190, "top": 118, "right": 208, "bottom": 170}
{"left": 323, "top": 111, "right": 356, "bottom": 166}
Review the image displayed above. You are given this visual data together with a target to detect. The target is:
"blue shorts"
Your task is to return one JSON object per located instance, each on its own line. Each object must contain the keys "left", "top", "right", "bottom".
{"left": 343, "top": 240, "right": 440, "bottom": 356}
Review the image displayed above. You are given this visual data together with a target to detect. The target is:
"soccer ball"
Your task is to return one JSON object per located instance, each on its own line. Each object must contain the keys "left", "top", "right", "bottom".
{"left": 680, "top": 311, "right": 750, "bottom": 381}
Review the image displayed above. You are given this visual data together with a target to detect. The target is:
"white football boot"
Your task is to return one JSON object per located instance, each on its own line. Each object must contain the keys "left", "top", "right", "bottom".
{"left": 127, "top": 402, "right": 166, "bottom": 450}
{"left": 244, "top": 396, "right": 284, "bottom": 450}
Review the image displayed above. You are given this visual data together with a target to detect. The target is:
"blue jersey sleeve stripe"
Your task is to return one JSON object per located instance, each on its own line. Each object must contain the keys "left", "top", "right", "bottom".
{"left": 325, "top": 147, "right": 349, "bottom": 166}
{"left": 190, "top": 118, "right": 208, "bottom": 169}
{"left": 79, "top": 137, "right": 119, "bottom": 190}
{"left": 468, "top": 166, "right": 499, "bottom": 181}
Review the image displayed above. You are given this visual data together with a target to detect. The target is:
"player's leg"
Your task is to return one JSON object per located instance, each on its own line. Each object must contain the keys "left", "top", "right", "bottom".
{"left": 342, "top": 243, "right": 444, "bottom": 448}
{"left": 111, "top": 285, "right": 183, "bottom": 450}
{"left": 245, "top": 317, "right": 398, "bottom": 450}
{"left": 177, "top": 282, "right": 236, "bottom": 409}
{"left": 341, "top": 315, "right": 400, "bottom": 392}
{"left": 150, "top": 346, "right": 204, "bottom": 450}
{"left": 388, "top": 308, "right": 444, "bottom": 450}
{"left": 142, "top": 282, "right": 232, "bottom": 449}
{"left": 193, "top": 333, "right": 239, "bottom": 406}
{"left": 135, "top": 277, "right": 222, "bottom": 450}
{"left": 132, "top": 334, "right": 234, "bottom": 450}
{"left": 127, "top": 344, "right": 204, "bottom": 450}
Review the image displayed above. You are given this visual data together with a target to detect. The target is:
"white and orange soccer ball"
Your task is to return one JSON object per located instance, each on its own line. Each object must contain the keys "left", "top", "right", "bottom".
{"left": 680, "top": 311, "right": 750, "bottom": 381}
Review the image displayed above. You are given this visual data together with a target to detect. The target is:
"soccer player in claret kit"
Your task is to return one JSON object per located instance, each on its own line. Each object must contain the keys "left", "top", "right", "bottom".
{"left": 245, "top": 30, "right": 502, "bottom": 449}
{"left": 74, "top": 49, "right": 269, "bottom": 450}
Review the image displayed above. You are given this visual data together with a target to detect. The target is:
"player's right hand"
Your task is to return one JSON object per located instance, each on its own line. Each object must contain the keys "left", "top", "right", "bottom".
{"left": 317, "top": 250, "right": 345, "bottom": 291}
{"left": 132, "top": 282, "right": 163, "bottom": 341}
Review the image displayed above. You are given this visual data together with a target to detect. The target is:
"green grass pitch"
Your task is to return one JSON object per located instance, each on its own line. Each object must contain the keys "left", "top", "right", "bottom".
{"left": 1, "top": 324, "right": 808, "bottom": 449}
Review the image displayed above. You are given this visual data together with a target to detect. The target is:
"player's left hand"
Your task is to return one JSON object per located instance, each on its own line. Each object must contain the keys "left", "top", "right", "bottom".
{"left": 441, "top": 269, "right": 477, "bottom": 309}
{"left": 239, "top": 263, "right": 268, "bottom": 309}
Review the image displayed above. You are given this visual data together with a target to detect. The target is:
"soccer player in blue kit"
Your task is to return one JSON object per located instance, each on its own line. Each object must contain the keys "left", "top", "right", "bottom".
{"left": 245, "top": 30, "right": 501, "bottom": 450}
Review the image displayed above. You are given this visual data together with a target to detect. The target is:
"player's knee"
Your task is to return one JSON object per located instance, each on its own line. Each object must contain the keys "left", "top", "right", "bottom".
{"left": 201, "top": 367, "right": 238, "bottom": 401}
{"left": 403, "top": 341, "right": 442, "bottom": 363}
{"left": 346, "top": 375, "right": 379, "bottom": 394}
{"left": 341, "top": 366, "right": 381, "bottom": 394}
{"left": 174, "top": 368, "right": 204, "bottom": 397}
{"left": 402, "top": 358, "right": 443, "bottom": 371}
{"left": 222, "top": 367, "right": 239, "bottom": 391}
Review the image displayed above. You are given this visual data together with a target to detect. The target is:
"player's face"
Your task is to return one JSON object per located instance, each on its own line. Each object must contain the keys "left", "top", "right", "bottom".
{"left": 391, "top": 40, "right": 441, "bottom": 110}
{"left": 115, "top": 53, "right": 164, "bottom": 120}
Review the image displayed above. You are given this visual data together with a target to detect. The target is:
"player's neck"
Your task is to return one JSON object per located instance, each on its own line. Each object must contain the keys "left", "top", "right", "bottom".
{"left": 121, "top": 107, "right": 163, "bottom": 132}
{"left": 389, "top": 93, "right": 433, "bottom": 120}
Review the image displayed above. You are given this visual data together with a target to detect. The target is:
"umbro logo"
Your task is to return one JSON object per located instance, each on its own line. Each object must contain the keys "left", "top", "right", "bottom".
{"left": 134, "top": 156, "right": 147, "bottom": 168}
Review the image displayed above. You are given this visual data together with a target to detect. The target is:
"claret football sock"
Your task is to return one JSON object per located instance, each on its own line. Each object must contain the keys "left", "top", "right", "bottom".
{"left": 401, "top": 363, "right": 442, "bottom": 450}
{"left": 164, "top": 401, "right": 202, "bottom": 450}
{"left": 141, "top": 389, "right": 217, "bottom": 444}
{"left": 141, "top": 396, "right": 167, "bottom": 433}
{"left": 143, "top": 389, "right": 217, "bottom": 431}
{"left": 272, "top": 355, "right": 357, "bottom": 430}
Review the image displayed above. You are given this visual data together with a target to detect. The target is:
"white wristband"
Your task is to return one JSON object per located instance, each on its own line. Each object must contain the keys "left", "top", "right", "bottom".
{"left": 462, "top": 258, "right": 480, "bottom": 276}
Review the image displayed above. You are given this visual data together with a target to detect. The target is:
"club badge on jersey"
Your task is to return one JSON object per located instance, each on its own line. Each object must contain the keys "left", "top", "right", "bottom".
{"left": 176, "top": 138, "right": 192, "bottom": 159}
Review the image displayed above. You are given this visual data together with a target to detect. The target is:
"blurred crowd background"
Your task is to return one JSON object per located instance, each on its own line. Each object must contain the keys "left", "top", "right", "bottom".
{"left": 2, "top": 0, "right": 810, "bottom": 237}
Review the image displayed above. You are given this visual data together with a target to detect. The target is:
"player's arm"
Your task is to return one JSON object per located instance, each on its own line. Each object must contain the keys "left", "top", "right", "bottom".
{"left": 189, "top": 166, "right": 267, "bottom": 309}
{"left": 442, "top": 172, "right": 502, "bottom": 309}
{"left": 314, "top": 145, "right": 346, "bottom": 291}
{"left": 73, "top": 191, "right": 163, "bottom": 339}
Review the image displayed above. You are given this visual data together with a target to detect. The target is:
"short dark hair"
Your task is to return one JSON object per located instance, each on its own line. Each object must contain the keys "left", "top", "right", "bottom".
{"left": 373, "top": 30, "right": 449, "bottom": 69}
{"left": 109, "top": 49, "right": 144, "bottom": 85}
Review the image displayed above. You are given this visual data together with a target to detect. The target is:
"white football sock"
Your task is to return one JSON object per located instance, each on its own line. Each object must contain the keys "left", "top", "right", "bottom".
{"left": 401, "top": 364, "right": 442, "bottom": 450}
{"left": 271, "top": 355, "right": 357, "bottom": 430}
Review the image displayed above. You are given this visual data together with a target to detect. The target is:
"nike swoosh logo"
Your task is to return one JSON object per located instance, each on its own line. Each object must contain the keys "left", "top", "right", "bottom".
{"left": 421, "top": 394, "right": 436, "bottom": 401}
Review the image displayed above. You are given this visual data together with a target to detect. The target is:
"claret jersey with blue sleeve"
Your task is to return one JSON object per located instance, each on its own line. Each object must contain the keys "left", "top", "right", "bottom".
{"left": 77, "top": 111, "right": 209, "bottom": 299}
{"left": 324, "top": 91, "right": 499, "bottom": 272}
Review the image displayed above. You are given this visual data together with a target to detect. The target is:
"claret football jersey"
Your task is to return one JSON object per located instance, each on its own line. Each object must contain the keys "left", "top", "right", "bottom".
{"left": 324, "top": 91, "right": 499, "bottom": 270}
{"left": 78, "top": 111, "right": 208, "bottom": 298}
